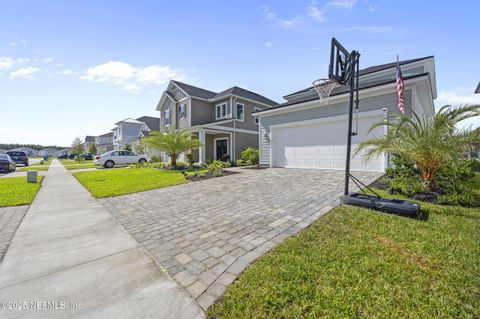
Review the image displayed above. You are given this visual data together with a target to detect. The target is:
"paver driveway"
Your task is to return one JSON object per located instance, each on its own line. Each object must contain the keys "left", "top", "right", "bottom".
{"left": 100, "top": 168, "right": 381, "bottom": 310}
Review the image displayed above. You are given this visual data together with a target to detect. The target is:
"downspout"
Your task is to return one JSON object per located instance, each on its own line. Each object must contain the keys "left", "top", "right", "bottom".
{"left": 232, "top": 95, "right": 237, "bottom": 161}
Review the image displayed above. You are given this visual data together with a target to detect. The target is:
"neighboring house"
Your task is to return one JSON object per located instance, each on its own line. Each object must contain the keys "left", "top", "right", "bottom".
{"left": 39, "top": 148, "right": 61, "bottom": 157}
{"left": 83, "top": 136, "right": 97, "bottom": 153}
{"left": 10, "top": 147, "right": 39, "bottom": 157}
{"left": 112, "top": 119, "right": 143, "bottom": 150}
{"left": 111, "top": 116, "right": 160, "bottom": 151}
{"left": 156, "top": 80, "right": 278, "bottom": 163}
{"left": 255, "top": 56, "right": 437, "bottom": 172}
{"left": 0, "top": 149, "right": 7, "bottom": 154}
{"left": 60, "top": 148, "right": 70, "bottom": 156}
{"left": 95, "top": 132, "right": 114, "bottom": 154}
{"left": 131, "top": 116, "right": 161, "bottom": 156}
{"left": 475, "top": 82, "right": 480, "bottom": 94}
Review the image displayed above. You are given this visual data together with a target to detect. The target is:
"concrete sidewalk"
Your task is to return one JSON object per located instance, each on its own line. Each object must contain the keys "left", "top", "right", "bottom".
{"left": 0, "top": 160, "right": 204, "bottom": 318}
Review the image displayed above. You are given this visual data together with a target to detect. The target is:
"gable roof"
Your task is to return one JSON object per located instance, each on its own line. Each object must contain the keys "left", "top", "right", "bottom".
{"left": 283, "top": 56, "right": 434, "bottom": 98}
{"left": 255, "top": 72, "right": 430, "bottom": 114}
{"left": 98, "top": 132, "right": 113, "bottom": 138}
{"left": 214, "top": 86, "right": 278, "bottom": 106}
{"left": 84, "top": 135, "right": 96, "bottom": 143}
{"left": 115, "top": 118, "right": 142, "bottom": 125}
{"left": 171, "top": 80, "right": 217, "bottom": 99}
{"left": 136, "top": 116, "right": 160, "bottom": 131}
{"left": 475, "top": 82, "right": 480, "bottom": 94}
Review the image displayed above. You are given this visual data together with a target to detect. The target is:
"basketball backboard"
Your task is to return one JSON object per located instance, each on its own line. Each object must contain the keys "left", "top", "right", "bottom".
{"left": 328, "top": 38, "right": 351, "bottom": 85}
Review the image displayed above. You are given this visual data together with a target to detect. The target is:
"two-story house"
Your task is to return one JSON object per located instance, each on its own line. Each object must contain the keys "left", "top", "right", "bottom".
{"left": 95, "top": 132, "right": 114, "bottom": 154}
{"left": 83, "top": 135, "right": 97, "bottom": 153}
{"left": 156, "top": 80, "right": 278, "bottom": 163}
{"left": 112, "top": 116, "right": 160, "bottom": 150}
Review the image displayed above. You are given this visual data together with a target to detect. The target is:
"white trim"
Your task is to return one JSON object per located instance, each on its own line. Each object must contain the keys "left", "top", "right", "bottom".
{"left": 254, "top": 107, "right": 261, "bottom": 124}
{"left": 200, "top": 125, "right": 258, "bottom": 135}
{"left": 179, "top": 103, "right": 187, "bottom": 120}
{"left": 269, "top": 109, "right": 384, "bottom": 130}
{"left": 170, "top": 81, "right": 190, "bottom": 98}
{"left": 236, "top": 103, "right": 245, "bottom": 122}
{"left": 215, "top": 102, "right": 228, "bottom": 120}
{"left": 257, "top": 75, "right": 430, "bottom": 118}
{"left": 213, "top": 137, "right": 229, "bottom": 160}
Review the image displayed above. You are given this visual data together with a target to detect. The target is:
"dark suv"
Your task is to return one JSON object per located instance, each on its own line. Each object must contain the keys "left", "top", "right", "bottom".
{"left": 6, "top": 151, "right": 29, "bottom": 166}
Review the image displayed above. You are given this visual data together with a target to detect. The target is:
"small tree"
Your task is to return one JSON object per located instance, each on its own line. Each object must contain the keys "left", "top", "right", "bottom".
{"left": 88, "top": 143, "right": 97, "bottom": 155}
{"left": 356, "top": 104, "right": 479, "bottom": 191}
{"left": 140, "top": 128, "right": 202, "bottom": 169}
{"left": 71, "top": 137, "right": 83, "bottom": 154}
{"left": 125, "top": 144, "right": 132, "bottom": 151}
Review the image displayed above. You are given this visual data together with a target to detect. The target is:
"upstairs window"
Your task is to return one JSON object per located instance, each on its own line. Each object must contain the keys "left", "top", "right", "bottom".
{"left": 216, "top": 103, "right": 231, "bottom": 120}
{"left": 254, "top": 107, "right": 261, "bottom": 124}
{"left": 236, "top": 103, "right": 244, "bottom": 121}
{"left": 164, "top": 109, "right": 171, "bottom": 126}
{"left": 179, "top": 104, "right": 187, "bottom": 119}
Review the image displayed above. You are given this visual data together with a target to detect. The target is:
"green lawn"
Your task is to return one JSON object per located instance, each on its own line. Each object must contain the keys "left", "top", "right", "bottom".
{"left": 73, "top": 168, "right": 187, "bottom": 198}
{"left": 59, "top": 159, "right": 93, "bottom": 165}
{"left": 0, "top": 177, "right": 44, "bottom": 207}
{"left": 17, "top": 165, "right": 50, "bottom": 172}
{"left": 209, "top": 190, "right": 480, "bottom": 319}
{"left": 64, "top": 163, "right": 98, "bottom": 170}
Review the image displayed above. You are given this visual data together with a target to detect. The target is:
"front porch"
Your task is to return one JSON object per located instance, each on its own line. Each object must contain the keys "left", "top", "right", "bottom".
{"left": 192, "top": 127, "right": 234, "bottom": 163}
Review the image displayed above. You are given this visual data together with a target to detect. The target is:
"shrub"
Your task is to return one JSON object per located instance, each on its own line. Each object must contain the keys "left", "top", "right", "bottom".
{"left": 207, "top": 160, "right": 226, "bottom": 176}
{"left": 220, "top": 154, "right": 230, "bottom": 162}
{"left": 150, "top": 156, "right": 161, "bottom": 163}
{"left": 240, "top": 147, "right": 259, "bottom": 166}
{"left": 186, "top": 153, "right": 195, "bottom": 167}
{"left": 438, "top": 189, "right": 480, "bottom": 207}
{"left": 204, "top": 158, "right": 214, "bottom": 166}
{"left": 437, "top": 159, "right": 474, "bottom": 194}
{"left": 75, "top": 156, "right": 85, "bottom": 163}
{"left": 174, "top": 161, "right": 187, "bottom": 170}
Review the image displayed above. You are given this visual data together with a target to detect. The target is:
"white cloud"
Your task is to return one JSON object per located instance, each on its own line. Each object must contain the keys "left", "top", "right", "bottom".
{"left": 265, "top": 41, "right": 273, "bottom": 48}
{"left": 57, "top": 69, "right": 73, "bottom": 75}
{"left": 307, "top": 6, "right": 324, "bottom": 21}
{"left": 43, "top": 57, "right": 55, "bottom": 63}
{"left": 0, "top": 57, "right": 15, "bottom": 70}
{"left": 368, "top": 4, "right": 377, "bottom": 12}
{"left": 81, "top": 61, "right": 185, "bottom": 93}
{"left": 327, "top": 0, "right": 358, "bottom": 9}
{"left": 10, "top": 66, "right": 40, "bottom": 79}
{"left": 436, "top": 88, "right": 480, "bottom": 106}
{"left": 9, "top": 38, "right": 26, "bottom": 48}
{"left": 261, "top": 5, "right": 303, "bottom": 27}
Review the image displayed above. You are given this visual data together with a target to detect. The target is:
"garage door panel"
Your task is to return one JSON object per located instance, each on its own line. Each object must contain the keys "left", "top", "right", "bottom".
{"left": 271, "top": 114, "right": 385, "bottom": 172}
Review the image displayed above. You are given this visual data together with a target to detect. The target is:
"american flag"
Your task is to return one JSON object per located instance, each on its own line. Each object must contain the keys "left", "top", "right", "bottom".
{"left": 396, "top": 61, "right": 405, "bottom": 114}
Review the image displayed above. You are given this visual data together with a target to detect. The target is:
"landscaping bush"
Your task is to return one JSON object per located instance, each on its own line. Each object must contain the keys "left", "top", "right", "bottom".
{"left": 174, "top": 161, "right": 187, "bottom": 170}
{"left": 150, "top": 156, "right": 161, "bottom": 163}
{"left": 385, "top": 155, "right": 426, "bottom": 194}
{"left": 204, "top": 158, "right": 214, "bottom": 166}
{"left": 207, "top": 160, "right": 226, "bottom": 177}
{"left": 220, "top": 154, "right": 230, "bottom": 162}
{"left": 186, "top": 153, "right": 195, "bottom": 167}
{"left": 240, "top": 147, "right": 259, "bottom": 166}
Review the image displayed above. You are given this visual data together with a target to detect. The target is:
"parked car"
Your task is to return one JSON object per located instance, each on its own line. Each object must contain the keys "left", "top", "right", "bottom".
{"left": 68, "top": 154, "right": 79, "bottom": 159}
{"left": 94, "top": 150, "right": 148, "bottom": 168}
{"left": 76, "top": 153, "right": 93, "bottom": 161}
{"left": 6, "top": 151, "right": 29, "bottom": 166}
{"left": 0, "top": 154, "right": 16, "bottom": 172}
{"left": 57, "top": 154, "right": 69, "bottom": 159}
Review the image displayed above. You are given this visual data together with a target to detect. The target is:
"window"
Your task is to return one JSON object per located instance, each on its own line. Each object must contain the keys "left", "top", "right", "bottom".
{"left": 164, "top": 109, "right": 171, "bottom": 126}
{"left": 254, "top": 107, "right": 261, "bottom": 124}
{"left": 179, "top": 104, "right": 187, "bottom": 119}
{"left": 216, "top": 103, "right": 229, "bottom": 120}
{"left": 236, "top": 103, "right": 244, "bottom": 121}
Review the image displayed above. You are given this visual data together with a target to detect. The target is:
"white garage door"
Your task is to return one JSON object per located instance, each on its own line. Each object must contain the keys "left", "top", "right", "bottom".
{"left": 271, "top": 112, "right": 385, "bottom": 172}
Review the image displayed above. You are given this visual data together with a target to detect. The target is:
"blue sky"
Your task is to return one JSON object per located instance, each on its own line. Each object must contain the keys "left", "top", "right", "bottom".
{"left": 0, "top": 0, "right": 478, "bottom": 146}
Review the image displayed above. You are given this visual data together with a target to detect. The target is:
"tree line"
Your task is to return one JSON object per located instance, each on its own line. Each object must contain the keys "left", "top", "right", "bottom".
{"left": 0, "top": 143, "right": 66, "bottom": 151}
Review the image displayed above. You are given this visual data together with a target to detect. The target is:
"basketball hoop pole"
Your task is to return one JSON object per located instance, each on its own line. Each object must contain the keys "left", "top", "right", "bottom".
{"left": 344, "top": 51, "right": 360, "bottom": 196}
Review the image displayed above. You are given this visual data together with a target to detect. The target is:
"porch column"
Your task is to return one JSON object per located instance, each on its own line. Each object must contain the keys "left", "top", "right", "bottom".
{"left": 199, "top": 128, "right": 206, "bottom": 164}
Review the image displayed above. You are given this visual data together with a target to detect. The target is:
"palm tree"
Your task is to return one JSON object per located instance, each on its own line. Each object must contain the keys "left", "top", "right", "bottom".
{"left": 141, "top": 128, "right": 202, "bottom": 169}
{"left": 356, "top": 104, "right": 479, "bottom": 191}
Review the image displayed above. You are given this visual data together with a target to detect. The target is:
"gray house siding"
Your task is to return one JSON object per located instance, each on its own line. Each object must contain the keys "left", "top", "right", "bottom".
{"left": 259, "top": 90, "right": 412, "bottom": 165}
{"left": 234, "top": 132, "right": 258, "bottom": 159}
{"left": 233, "top": 98, "right": 265, "bottom": 131}
{"left": 178, "top": 98, "right": 191, "bottom": 130}
{"left": 191, "top": 98, "right": 215, "bottom": 126}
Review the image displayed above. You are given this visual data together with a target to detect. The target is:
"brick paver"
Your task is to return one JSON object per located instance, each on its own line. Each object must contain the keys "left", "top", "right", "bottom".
{"left": 0, "top": 206, "right": 28, "bottom": 262}
{"left": 100, "top": 168, "right": 381, "bottom": 310}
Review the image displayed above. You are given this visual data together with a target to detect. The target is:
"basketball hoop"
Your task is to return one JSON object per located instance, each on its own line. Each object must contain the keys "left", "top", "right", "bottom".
{"left": 312, "top": 78, "right": 338, "bottom": 104}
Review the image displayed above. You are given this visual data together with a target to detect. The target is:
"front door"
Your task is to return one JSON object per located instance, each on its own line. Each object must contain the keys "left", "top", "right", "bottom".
{"left": 215, "top": 139, "right": 228, "bottom": 160}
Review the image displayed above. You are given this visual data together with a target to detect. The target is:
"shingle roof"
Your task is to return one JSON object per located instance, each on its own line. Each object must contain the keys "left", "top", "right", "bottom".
{"left": 283, "top": 56, "right": 434, "bottom": 98}
{"left": 475, "top": 82, "right": 480, "bottom": 94}
{"left": 84, "top": 135, "right": 96, "bottom": 143}
{"left": 255, "top": 73, "right": 429, "bottom": 113}
{"left": 214, "top": 86, "right": 278, "bottom": 106}
{"left": 136, "top": 116, "right": 160, "bottom": 131}
{"left": 98, "top": 132, "right": 113, "bottom": 138}
{"left": 172, "top": 80, "right": 217, "bottom": 99}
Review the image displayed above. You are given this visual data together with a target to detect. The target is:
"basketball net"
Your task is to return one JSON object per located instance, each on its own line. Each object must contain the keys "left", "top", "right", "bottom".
{"left": 312, "top": 78, "right": 338, "bottom": 104}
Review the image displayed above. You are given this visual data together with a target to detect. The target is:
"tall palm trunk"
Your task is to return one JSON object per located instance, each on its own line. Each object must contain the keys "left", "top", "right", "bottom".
{"left": 170, "top": 153, "right": 178, "bottom": 169}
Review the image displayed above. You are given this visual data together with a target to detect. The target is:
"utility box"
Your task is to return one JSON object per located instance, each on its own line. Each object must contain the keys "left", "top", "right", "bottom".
{"left": 27, "top": 170, "right": 38, "bottom": 183}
